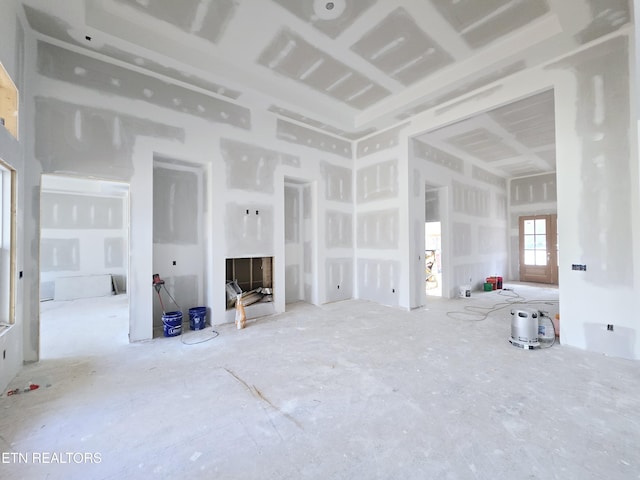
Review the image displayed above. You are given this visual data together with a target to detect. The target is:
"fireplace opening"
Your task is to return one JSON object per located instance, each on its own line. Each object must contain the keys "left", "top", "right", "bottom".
{"left": 225, "top": 257, "right": 273, "bottom": 310}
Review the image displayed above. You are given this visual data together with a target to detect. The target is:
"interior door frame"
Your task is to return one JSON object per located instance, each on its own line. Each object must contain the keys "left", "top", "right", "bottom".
{"left": 519, "top": 214, "right": 558, "bottom": 284}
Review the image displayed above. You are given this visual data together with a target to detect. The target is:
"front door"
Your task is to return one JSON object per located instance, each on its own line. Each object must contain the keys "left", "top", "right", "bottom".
{"left": 519, "top": 214, "right": 558, "bottom": 284}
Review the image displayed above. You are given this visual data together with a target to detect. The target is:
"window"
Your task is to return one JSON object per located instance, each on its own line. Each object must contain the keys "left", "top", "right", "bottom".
{"left": 0, "top": 61, "right": 18, "bottom": 140}
{"left": 523, "top": 218, "right": 547, "bottom": 266}
{"left": 0, "top": 160, "right": 16, "bottom": 325}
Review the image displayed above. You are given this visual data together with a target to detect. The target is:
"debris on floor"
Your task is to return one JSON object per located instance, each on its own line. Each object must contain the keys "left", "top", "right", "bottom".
{"left": 5, "top": 383, "right": 39, "bottom": 396}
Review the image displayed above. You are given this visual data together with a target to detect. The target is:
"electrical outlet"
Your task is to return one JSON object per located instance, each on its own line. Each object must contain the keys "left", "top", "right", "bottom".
{"left": 392, "top": 288, "right": 395, "bottom": 293}
{"left": 337, "top": 285, "right": 340, "bottom": 289}
{"left": 3, "top": 349, "right": 5, "bottom": 360}
{"left": 607, "top": 324, "right": 614, "bottom": 331}
{"left": 172, "top": 260, "right": 176, "bottom": 266}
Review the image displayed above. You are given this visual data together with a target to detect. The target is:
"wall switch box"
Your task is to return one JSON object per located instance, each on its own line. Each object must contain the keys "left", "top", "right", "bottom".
{"left": 572, "top": 264, "right": 587, "bottom": 271}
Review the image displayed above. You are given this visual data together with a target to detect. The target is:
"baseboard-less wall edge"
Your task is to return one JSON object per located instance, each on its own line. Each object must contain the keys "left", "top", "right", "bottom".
{"left": 54, "top": 274, "right": 113, "bottom": 300}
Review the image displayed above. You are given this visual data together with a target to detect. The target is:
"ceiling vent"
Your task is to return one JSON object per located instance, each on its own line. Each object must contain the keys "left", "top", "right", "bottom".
{"left": 313, "top": 0, "right": 346, "bottom": 20}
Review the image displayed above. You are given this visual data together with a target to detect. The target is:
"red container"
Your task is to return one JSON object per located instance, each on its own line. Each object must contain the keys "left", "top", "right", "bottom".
{"left": 486, "top": 276, "right": 503, "bottom": 289}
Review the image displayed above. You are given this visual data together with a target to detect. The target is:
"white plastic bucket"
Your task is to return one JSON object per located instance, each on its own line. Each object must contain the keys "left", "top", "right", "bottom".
{"left": 458, "top": 284, "right": 471, "bottom": 298}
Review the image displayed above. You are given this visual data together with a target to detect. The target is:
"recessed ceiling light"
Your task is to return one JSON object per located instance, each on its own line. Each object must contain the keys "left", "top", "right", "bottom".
{"left": 313, "top": 0, "right": 345, "bottom": 20}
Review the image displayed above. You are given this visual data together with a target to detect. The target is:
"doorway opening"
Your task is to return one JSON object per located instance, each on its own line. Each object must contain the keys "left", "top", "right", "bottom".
{"left": 425, "top": 185, "right": 446, "bottom": 298}
{"left": 39, "top": 175, "right": 130, "bottom": 358}
{"left": 284, "top": 178, "right": 315, "bottom": 305}
{"left": 425, "top": 222, "right": 442, "bottom": 296}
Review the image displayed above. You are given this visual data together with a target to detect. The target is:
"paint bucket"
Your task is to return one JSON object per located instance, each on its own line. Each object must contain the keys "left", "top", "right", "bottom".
{"left": 484, "top": 282, "right": 493, "bottom": 291}
{"left": 162, "top": 311, "right": 182, "bottom": 337}
{"left": 458, "top": 284, "right": 471, "bottom": 298}
{"left": 189, "top": 306, "right": 207, "bottom": 330}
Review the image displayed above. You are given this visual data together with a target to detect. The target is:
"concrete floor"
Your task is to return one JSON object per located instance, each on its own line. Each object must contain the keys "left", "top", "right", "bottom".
{"left": 1, "top": 284, "right": 639, "bottom": 479}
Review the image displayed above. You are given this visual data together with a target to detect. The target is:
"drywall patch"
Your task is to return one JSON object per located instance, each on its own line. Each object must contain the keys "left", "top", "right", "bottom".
{"left": 472, "top": 165, "right": 506, "bottom": 188}
{"left": 357, "top": 209, "right": 399, "bottom": 249}
{"left": 258, "top": 29, "right": 390, "bottom": 109}
{"left": 433, "top": 0, "right": 549, "bottom": 49}
{"left": 326, "top": 211, "right": 353, "bottom": 248}
{"left": 40, "top": 238, "right": 80, "bottom": 272}
{"left": 326, "top": 258, "right": 353, "bottom": 302}
{"left": 153, "top": 167, "right": 199, "bottom": 245}
{"left": 221, "top": 139, "right": 299, "bottom": 193}
{"left": 445, "top": 127, "right": 518, "bottom": 163}
{"left": 225, "top": 204, "right": 274, "bottom": 257}
{"left": 24, "top": 6, "right": 241, "bottom": 100}
{"left": 356, "top": 123, "right": 409, "bottom": 158}
{"left": 277, "top": 119, "right": 352, "bottom": 158}
{"left": 549, "top": 37, "right": 632, "bottom": 285}
{"left": 452, "top": 180, "right": 490, "bottom": 217}
{"left": 357, "top": 259, "right": 399, "bottom": 306}
{"left": 114, "top": 0, "right": 236, "bottom": 44}
{"left": 272, "top": 0, "right": 375, "bottom": 39}
{"left": 41, "top": 193, "right": 124, "bottom": 229}
{"left": 351, "top": 7, "right": 453, "bottom": 86}
{"left": 357, "top": 159, "right": 399, "bottom": 202}
{"left": 104, "top": 237, "right": 124, "bottom": 268}
{"left": 37, "top": 42, "right": 250, "bottom": 129}
{"left": 413, "top": 140, "right": 464, "bottom": 174}
{"left": 285, "top": 185, "right": 301, "bottom": 244}
{"left": 35, "top": 97, "right": 183, "bottom": 180}
{"left": 320, "top": 161, "right": 352, "bottom": 203}
{"left": 452, "top": 223, "right": 472, "bottom": 256}
{"left": 510, "top": 173, "right": 557, "bottom": 205}
{"left": 576, "top": 0, "right": 631, "bottom": 44}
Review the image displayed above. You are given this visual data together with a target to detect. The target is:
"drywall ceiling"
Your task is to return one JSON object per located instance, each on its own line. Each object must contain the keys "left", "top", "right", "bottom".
{"left": 415, "top": 89, "right": 557, "bottom": 178}
{"left": 19, "top": 0, "right": 631, "bottom": 151}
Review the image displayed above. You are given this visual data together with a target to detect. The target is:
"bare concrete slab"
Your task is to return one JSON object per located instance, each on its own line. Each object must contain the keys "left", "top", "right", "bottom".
{"left": 1, "top": 285, "right": 638, "bottom": 479}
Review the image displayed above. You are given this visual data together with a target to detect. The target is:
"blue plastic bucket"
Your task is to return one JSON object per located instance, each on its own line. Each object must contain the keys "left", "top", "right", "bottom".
{"left": 189, "top": 306, "right": 207, "bottom": 330}
{"left": 162, "top": 311, "right": 183, "bottom": 337}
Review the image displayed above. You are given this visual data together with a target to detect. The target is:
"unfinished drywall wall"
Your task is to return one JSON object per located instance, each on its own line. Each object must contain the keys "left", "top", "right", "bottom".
{"left": 285, "top": 183, "right": 303, "bottom": 303}
{"left": 152, "top": 160, "right": 205, "bottom": 333}
{"left": 39, "top": 179, "right": 128, "bottom": 300}
{"left": 326, "top": 258, "right": 353, "bottom": 302}
{"left": 411, "top": 138, "right": 509, "bottom": 300}
{"left": 37, "top": 42, "right": 250, "bottom": 130}
{"left": 35, "top": 97, "right": 184, "bottom": 180}
{"left": 548, "top": 35, "right": 640, "bottom": 359}
{"left": 356, "top": 159, "right": 399, "bottom": 203}
{"left": 320, "top": 161, "right": 352, "bottom": 203}
{"left": 222, "top": 138, "right": 299, "bottom": 193}
{"left": 277, "top": 119, "right": 352, "bottom": 159}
